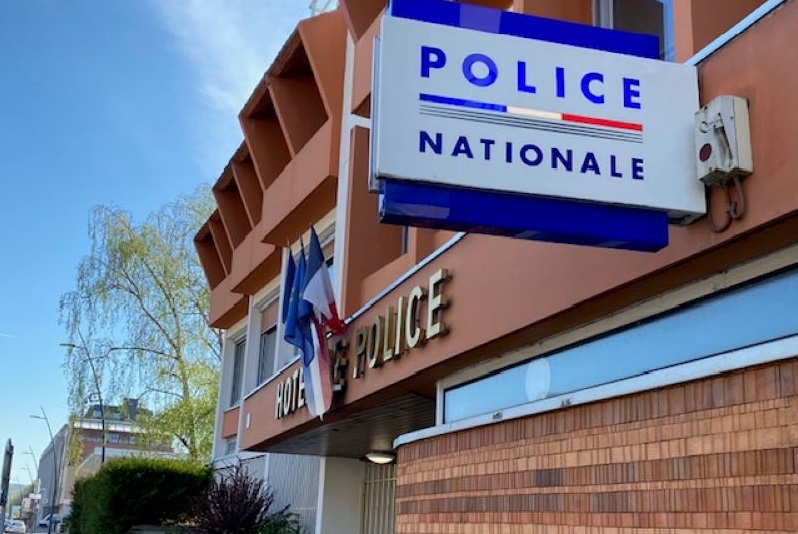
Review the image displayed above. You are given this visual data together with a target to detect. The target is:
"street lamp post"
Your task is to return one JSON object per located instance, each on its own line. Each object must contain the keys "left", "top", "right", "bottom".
{"left": 60, "top": 342, "right": 106, "bottom": 464}
{"left": 22, "top": 448, "right": 39, "bottom": 473}
{"left": 22, "top": 465, "right": 34, "bottom": 485}
{"left": 30, "top": 408, "right": 57, "bottom": 534}
{"left": 21, "top": 469, "right": 39, "bottom": 534}
{"left": 22, "top": 449, "right": 40, "bottom": 533}
{"left": 12, "top": 475, "right": 36, "bottom": 533}
{"left": 21, "top": 449, "right": 39, "bottom": 474}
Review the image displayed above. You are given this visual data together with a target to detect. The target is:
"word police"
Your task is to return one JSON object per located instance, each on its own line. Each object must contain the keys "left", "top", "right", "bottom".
{"left": 351, "top": 268, "right": 450, "bottom": 378}
{"left": 420, "top": 46, "right": 643, "bottom": 109}
{"left": 275, "top": 269, "right": 451, "bottom": 419}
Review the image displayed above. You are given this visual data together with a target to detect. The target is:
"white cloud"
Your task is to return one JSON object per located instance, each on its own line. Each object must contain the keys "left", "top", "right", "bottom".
{"left": 149, "top": 0, "right": 310, "bottom": 173}
{"left": 0, "top": 332, "right": 15, "bottom": 339}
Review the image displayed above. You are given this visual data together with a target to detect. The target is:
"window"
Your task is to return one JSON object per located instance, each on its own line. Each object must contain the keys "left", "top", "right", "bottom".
{"left": 107, "top": 433, "right": 119, "bottom": 444}
{"left": 258, "top": 327, "right": 278, "bottom": 384}
{"left": 325, "top": 255, "right": 336, "bottom": 291}
{"left": 443, "top": 264, "right": 798, "bottom": 423}
{"left": 258, "top": 299, "right": 279, "bottom": 383}
{"left": 322, "top": 235, "right": 335, "bottom": 286}
{"left": 230, "top": 338, "right": 246, "bottom": 406}
{"left": 595, "top": 0, "right": 673, "bottom": 60}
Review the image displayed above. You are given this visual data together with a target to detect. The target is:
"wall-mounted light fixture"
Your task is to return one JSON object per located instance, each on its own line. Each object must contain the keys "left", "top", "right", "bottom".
{"left": 365, "top": 451, "right": 395, "bottom": 465}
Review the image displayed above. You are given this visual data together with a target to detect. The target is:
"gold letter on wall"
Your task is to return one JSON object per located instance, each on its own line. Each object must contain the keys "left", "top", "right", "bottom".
{"left": 427, "top": 268, "right": 450, "bottom": 339}
{"left": 405, "top": 285, "right": 427, "bottom": 349}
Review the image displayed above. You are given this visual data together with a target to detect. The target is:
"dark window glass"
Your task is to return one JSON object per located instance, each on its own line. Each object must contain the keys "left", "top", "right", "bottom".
{"left": 258, "top": 327, "right": 277, "bottom": 384}
{"left": 596, "top": 0, "right": 673, "bottom": 60}
{"left": 230, "top": 339, "right": 246, "bottom": 406}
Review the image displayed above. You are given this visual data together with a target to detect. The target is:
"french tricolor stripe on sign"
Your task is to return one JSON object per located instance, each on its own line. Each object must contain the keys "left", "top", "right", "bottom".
{"left": 419, "top": 92, "right": 643, "bottom": 142}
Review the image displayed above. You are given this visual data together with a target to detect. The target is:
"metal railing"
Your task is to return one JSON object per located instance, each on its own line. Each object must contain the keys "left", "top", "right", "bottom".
{"left": 360, "top": 463, "right": 396, "bottom": 534}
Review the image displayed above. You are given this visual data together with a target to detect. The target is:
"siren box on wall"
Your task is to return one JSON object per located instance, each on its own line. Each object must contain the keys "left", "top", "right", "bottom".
{"left": 695, "top": 95, "right": 753, "bottom": 186}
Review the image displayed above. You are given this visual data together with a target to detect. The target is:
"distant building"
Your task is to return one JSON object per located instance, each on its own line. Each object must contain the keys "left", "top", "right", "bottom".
{"left": 36, "top": 399, "right": 176, "bottom": 524}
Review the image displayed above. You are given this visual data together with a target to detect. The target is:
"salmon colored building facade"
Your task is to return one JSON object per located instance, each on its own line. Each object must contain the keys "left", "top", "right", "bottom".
{"left": 196, "top": 1, "right": 798, "bottom": 532}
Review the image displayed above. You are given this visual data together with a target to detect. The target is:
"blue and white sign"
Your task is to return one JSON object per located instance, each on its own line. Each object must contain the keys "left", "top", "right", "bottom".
{"left": 371, "top": 0, "right": 705, "bottom": 252}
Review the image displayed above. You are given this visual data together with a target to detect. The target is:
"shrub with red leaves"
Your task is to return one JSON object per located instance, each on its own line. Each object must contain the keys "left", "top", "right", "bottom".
{"left": 189, "top": 467, "right": 301, "bottom": 534}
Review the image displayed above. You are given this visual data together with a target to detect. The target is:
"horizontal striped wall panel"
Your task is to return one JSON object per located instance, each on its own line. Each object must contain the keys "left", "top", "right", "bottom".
{"left": 396, "top": 358, "right": 798, "bottom": 533}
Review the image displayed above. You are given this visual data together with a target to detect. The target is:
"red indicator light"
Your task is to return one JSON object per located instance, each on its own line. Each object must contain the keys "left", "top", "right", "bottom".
{"left": 699, "top": 143, "right": 713, "bottom": 162}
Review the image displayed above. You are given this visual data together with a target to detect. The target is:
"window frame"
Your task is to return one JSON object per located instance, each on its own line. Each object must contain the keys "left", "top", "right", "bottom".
{"left": 594, "top": 0, "right": 674, "bottom": 61}
{"left": 436, "top": 243, "right": 798, "bottom": 425}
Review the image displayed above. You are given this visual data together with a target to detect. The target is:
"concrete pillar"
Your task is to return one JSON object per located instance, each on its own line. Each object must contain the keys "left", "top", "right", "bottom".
{"left": 314, "top": 457, "right": 365, "bottom": 534}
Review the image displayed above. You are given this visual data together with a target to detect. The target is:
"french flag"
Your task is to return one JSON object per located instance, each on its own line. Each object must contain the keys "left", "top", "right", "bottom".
{"left": 300, "top": 226, "right": 345, "bottom": 418}
{"left": 302, "top": 227, "right": 347, "bottom": 335}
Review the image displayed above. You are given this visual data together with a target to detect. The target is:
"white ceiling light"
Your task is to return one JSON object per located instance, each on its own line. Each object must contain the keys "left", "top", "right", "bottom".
{"left": 365, "top": 451, "right": 395, "bottom": 464}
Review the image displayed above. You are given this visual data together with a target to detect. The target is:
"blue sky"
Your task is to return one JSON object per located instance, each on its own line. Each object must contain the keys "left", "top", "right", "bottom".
{"left": 0, "top": 0, "right": 308, "bottom": 488}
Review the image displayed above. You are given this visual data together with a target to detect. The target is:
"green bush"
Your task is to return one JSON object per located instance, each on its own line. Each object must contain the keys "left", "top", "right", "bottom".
{"left": 67, "top": 457, "right": 211, "bottom": 534}
{"left": 257, "top": 509, "right": 303, "bottom": 534}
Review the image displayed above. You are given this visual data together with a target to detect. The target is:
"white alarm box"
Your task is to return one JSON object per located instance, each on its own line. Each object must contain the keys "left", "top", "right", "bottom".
{"left": 694, "top": 95, "right": 753, "bottom": 186}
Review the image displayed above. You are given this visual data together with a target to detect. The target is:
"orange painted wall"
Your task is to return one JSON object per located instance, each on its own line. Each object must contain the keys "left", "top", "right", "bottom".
{"left": 221, "top": 406, "right": 240, "bottom": 439}
{"left": 340, "top": 126, "right": 404, "bottom": 315}
{"left": 515, "top": 0, "right": 592, "bottom": 23}
{"left": 228, "top": 225, "right": 279, "bottom": 296}
{"left": 396, "top": 359, "right": 798, "bottom": 532}
{"left": 673, "top": 0, "right": 765, "bottom": 61}
{"left": 340, "top": 0, "right": 386, "bottom": 40}
{"left": 209, "top": 276, "right": 247, "bottom": 329}
{"left": 258, "top": 122, "right": 337, "bottom": 245}
{"left": 351, "top": 15, "right": 381, "bottom": 117}
{"left": 239, "top": 360, "right": 312, "bottom": 450}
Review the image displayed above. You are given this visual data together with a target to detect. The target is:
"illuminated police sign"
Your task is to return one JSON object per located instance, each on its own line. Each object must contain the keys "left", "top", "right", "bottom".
{"left": 371, "top": 0, "right": 706, "bottom": 252}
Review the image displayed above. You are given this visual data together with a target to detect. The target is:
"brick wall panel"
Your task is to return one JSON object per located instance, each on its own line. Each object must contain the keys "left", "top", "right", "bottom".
{"left": 397, "top": 360, "right": 798, "bottom": 532}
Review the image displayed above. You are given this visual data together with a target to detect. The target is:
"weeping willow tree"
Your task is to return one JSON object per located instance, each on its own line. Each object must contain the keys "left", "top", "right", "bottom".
{"left": 60, "top": 187, "right": 221, "bottom": 463}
